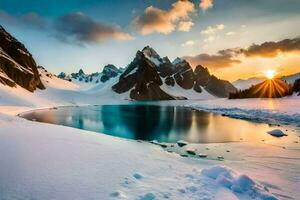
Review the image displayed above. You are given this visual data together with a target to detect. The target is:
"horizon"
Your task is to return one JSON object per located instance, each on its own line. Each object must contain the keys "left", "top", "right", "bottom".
{"left": 0, "top": 0, "right": 300, "bottom": 81}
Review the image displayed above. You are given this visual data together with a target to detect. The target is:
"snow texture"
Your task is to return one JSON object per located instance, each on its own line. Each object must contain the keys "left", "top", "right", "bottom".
{"left": 0, "top": 65, "right": 299, "bottom": 199}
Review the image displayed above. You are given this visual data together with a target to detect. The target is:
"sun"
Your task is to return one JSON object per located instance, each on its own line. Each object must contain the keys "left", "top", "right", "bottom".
{"left": 264, "top": 69, "right": 276, "bottom": 80}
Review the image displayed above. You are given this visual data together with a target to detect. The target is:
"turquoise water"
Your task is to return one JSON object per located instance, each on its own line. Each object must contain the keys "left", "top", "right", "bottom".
{"left": 20, "top": 104, "right": 281, "bottom": 143}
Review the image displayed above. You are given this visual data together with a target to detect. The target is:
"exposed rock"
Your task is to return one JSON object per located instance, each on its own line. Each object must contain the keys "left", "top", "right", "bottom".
{"left": 57, "top": 45, "right": 237, "bottom": 100}
{"left": 0, "top": 25, "right": 45, "bottom": 91}
{"left": 0, "top": 67, "right": 16, "bottom": 87}
{"left": 194, "top": 65, "right": 210, "bottom": 86}
{"left": 165, "top": 76, "right": 175, "bottom": 86}
{"left": 198, "top": 153, "right": 208, "bottom": 158}
{"left": 292, "top": 79, "right": 300, "bottom": 95}
{"left": 177, "top": 140, "right": 188, "bottom": 147}
{"left": 112, "top": 51, "right": 175, "bottom": 100}
{"left": 206, "top": 75, "right": 237, "bottom": 97}
{"left": 194, "top": 65, "right": 237, "bottom": 97}
{"left": 193, "top": 82, "right": 202, "bottom": 93}
{"left": 267, "top": 129, "right": 287, "bottom": 137}
{"left": 186, "top": 149, "right": 196, "bottom": 155}
{"left": 173, "top": 60, "right": 194, "bottom": 90}
{"left": 102, "top": 64, "right": 121, "bottom": 79}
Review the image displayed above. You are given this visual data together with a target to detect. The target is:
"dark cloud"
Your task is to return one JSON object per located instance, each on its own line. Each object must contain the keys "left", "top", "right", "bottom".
{"left": 242, "top": 37, "right": 300, "bottom": 57}
{"left": 0, "top": 10, "right": 47, "bottom": 30}
{"left": 184, "top": 37, "right": 300, "bottom": 69}
{"left": 54, "top": 12, "right": 133, "bottom": 44}
{"left": 183, "top": 49, "right": 241, "bottom": 69}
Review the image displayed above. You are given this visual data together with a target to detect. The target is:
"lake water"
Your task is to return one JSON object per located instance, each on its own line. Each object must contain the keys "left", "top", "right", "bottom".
{"left": 19, "top": 104, "right": 284, "bottom": 143}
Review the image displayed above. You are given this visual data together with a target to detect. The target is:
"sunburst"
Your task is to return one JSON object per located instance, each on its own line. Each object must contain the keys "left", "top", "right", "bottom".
{"left": 264, "top": 70, "right": 276, "bottom": 80}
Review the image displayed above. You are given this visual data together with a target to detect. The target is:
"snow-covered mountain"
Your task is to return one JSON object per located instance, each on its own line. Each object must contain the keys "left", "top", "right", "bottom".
{"left": 281, "top": 72, "right": 300, "bottom": 84}
{"left": 0, "top": 25, "right": 236, "bottom": 101}
{"left": 232, "top": 77, "right": 265, "bottom": 90}
{"left": 56, "top": 46, "right": 236, "bottom": 100}
{"left": 233, "top": 72, "right": 300, "bottom": 90}
{"left": 58, "top": 64, "right": 123, "bottom": 90}
{"left": 112, "top": 46, "right": 237, "bottom": 100}
{"left": 0, "top": 25, "right": 44, "bottom": 92}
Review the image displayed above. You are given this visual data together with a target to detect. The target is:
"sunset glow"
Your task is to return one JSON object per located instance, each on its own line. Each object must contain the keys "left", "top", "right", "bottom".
{"left": 264, "top": 70, "right": 276, "bottom": 80}
{"left": 0, "top": 0, "right": 299, "bottom": 80}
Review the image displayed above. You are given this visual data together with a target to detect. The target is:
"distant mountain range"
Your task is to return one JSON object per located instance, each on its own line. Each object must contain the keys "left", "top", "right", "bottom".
{"left": 59, "top": 46, "right": 237, "bottom": 100}
{"left": 0, "top": 25, "right": 237, "bottom": 100}
{"left": 5, "top": 24, "right": 299, "bottom": 101}
{"left": 58, "top": 65, "right": 124, "bottom": 90}
{"left": 0, "top": 25, "right": 44, "bottom": 92}
{"left": 233, "top": 72, "right": 300, "bottom": 90}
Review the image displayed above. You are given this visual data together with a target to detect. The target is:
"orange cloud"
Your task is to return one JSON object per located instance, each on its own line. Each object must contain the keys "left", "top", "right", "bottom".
{"left": 199, "top": 0, "right": 213, "bottom": 11}
{"left": 183, "top": 51, "right": 241, "bottom": 69}
{"left": 243, "top": 38, "right": 300, "bottom": 57}
{"left": 185, "top": 37, "right": 300, "bottom": 70}
{"left": 132, "top": 0, "right": 195, "bottom": 35}
{"left": 178, "top": 20, "right": 194, "bottom": 32}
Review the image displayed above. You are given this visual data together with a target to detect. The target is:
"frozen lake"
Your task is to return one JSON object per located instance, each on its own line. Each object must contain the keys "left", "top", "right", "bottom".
{"left": 20, "top": 104, "right": 286, "bottom": 143}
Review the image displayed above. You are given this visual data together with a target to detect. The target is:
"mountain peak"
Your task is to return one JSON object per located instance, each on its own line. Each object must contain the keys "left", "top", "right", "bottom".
{"left": 172, "top": 57, "right": 184, "bottom": 65}
{"left": 142, "top": 46, "right": 160, "bottom": 59}
{"left": 0, "top": 25, "right": 44, "bottom": 91}
{"left": 78, "top": 69, "right": 85, "bottom": 74}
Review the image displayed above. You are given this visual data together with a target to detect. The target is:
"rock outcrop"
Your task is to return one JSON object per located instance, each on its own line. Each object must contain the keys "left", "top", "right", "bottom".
{"left": 292, "top": 79, "right": 300, "bottom": 95}
{"left": 57, "top": 46, "right": 237, "bottom": 100}
{"left": 112, "top": 50, "right": 175, "bottom": 100}
{"left": 0, "top": 25, "right": 44, "bottom": 91}
{"left": 112, "top": 46, "right": 237, "bottom": 100}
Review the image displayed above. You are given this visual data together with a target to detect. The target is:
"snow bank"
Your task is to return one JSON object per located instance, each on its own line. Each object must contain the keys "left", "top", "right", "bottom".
{"left": 202, "top": 166, "right": 277, "bottom": 200}
{"left": 187, "top": 96, "right": 300, "bottom": 126}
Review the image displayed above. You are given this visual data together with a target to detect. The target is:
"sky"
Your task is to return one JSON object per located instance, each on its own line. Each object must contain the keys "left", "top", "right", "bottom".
{"left": 0, "top": 0, "right": 299, "bottom": 81}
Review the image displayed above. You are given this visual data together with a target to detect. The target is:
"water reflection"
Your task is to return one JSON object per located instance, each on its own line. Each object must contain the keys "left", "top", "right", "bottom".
{"left": 21, "top": 105, "right": 279, "bottom": 143}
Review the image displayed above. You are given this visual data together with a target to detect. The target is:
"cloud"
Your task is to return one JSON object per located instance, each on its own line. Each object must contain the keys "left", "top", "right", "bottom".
{"left": 201, "top": 24, "right": 224, "bottom": 44}
{"left": 54, "top": 12, "right": 134, "bottom": 44}
{"left": 199, "top": 0, "right": 213, "bottom": 11}
{"left": 183, "top": 37, "right": 300, "bottom": 70}
{"left": 242, "top": 37, "right": 300, "bottom": 57}
{"left": 203, "top": 35, "right": 216, "bottom": 43}
{"left": 178, "top": 20, "right": 194, "bottom": 32}
{"left": 226, "top": 31, "right": 236, "bottom": 36}
{"left": 0, "top": 10, "right": 47, "bottom": 30}
{"left": 183, "top": 49, "right": 241, "bottom": 69}
{"left": 201, "top": 24, "right": 225, "bottom": 35}
{"left": 182, "top": 40, "right": 195, "bottom": 47}
{"left": 132, "top": 0, "right": 195, "bottom": 35}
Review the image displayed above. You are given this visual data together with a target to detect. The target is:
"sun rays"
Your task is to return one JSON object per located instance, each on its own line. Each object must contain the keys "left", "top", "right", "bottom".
{"left": 230, "top": 78, "right": 293, "bottom": 99}
{"left": 252, "top": 79, "right": 291, "bottom": 98}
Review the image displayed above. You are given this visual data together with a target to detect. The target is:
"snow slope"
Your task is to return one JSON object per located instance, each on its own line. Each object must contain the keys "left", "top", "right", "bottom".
{"left": 187, "top": 95, "right": 300, "bottom": 127}
{"left": 1, "top": 113, "right": 297, "bottom": 200}
{"left": 0, "top": 66, "right": 300, "bottom": 199}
